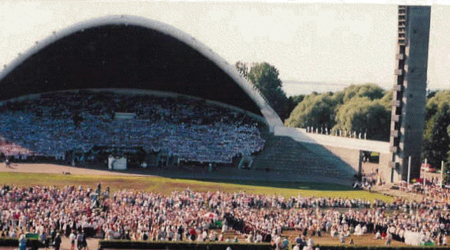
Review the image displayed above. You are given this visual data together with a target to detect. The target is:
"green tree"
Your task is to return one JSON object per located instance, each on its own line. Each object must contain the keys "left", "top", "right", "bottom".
{"left": 286, "top": 95, "right": 305, "bottom": 118}
{"left": 333, "top": 97, "right": 391, "bottom": 141}
{"left": 235, "top": 61, "right": 248, "bottom": 78}
{"left": 447, "top": 126, "right": 450, "bottom": 184}
{"left": 285, "top": 83, "right": 389, "bottom": 136}
{"left": 237, "top": 62, "right": 289, "bottom": 119}
{"left": 379, "top": 89, "right": 393, "bottom": 109}
{"left": 341, "top": 84, "right": 385, "bottom": 103}
{"left": 285, "top": 92, "right": 338, "bottom": 130}
{"left": 422, "top": 90, "right": 450, "bottom": 171}
{"left": 425, "top": 90, "right": 450, "bottom": 120}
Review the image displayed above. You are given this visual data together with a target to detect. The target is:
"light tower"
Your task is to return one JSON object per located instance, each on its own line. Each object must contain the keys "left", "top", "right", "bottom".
{"left": 389, "top": 5, "right": 431, "bottom": 183}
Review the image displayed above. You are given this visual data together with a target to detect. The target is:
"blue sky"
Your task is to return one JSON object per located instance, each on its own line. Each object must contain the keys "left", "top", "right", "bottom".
{"left": 0, "top": 1, "right": 449, "bottom": 95}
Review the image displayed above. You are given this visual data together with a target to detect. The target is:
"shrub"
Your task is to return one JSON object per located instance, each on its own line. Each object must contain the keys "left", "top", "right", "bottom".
{"left": 99, "top": 240, "right": 272, "bottom": 250}
{"left": 0, "top": 237, "right": 44, "bottom": 249}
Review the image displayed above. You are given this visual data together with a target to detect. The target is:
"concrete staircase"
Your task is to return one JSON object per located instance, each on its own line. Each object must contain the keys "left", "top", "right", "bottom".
{"left": 252, "top": 135, "right": 356, "bottom": 184}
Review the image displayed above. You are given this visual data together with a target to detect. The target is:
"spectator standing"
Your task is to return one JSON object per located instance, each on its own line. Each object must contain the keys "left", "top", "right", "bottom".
{"left": 339, "top": 233, "right": 346, "bottom": 243}
{"left": 83, "top": 231, "right": 88, "bottom": 250}
{"left": 70, "top": 231, "right": 76, "bottom": 250}
{"left": 385, "top": 233, "right": 392, "bottom": 246}
{"left": 53, "top": 233, "right": 62, "bottom": 250}
{"left": 18, "top": 234, "right": 26, "bottom": 250}
{"left": 76, "top": 231, "right": 84, "bottom": 250}
{"left": 281, "top": 237, "right": 289, "bottom": 249}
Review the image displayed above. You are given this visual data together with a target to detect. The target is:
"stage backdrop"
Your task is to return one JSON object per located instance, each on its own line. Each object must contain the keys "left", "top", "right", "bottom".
{"left": 108, "top": 156, "right": 127, "bottom": 170}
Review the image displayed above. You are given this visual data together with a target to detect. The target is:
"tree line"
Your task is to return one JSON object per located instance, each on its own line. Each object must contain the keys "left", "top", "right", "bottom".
{"left": 236, "top": 61, "right": 450, "bottom": 170}
{"left": 285, "top": 83, "right": 392, "bottom": 141}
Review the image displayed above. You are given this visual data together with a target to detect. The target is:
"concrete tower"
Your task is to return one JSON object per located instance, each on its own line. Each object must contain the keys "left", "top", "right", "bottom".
{"left": 389, "top": 6, "right": 431, "bottom": 183}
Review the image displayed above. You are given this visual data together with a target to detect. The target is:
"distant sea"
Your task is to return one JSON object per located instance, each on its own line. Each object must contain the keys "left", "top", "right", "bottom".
{"left": 281, "top": 80, "right": 351, "bottom": 97}
{"left": 281, "top": 80, "right": 442, "bottom": 97}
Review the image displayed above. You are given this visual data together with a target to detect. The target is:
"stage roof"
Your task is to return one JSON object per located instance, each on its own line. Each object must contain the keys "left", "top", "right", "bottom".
{"left": 0, "top": 15, "right": 283, "bottom": 126}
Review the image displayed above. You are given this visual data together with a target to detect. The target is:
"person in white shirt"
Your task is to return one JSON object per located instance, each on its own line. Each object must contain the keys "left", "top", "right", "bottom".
{"left": 9, "top": 230, "right": 17, "bottom": 238}
{"left": 307, "top": 237, "right": 314, "bottom": 247}
{"left": 339, "top": 233, "right": 346, "bottom": 243}
{"left": 256, "top": 233, "right": 263, "bottom": 243}
{"left": 354, "top": 224, "right": 363, "bottom": 236}
{"left": 197, "top": 232, "right": 203, "bottom": 242}
{"left": 374, "top": 231, "right": 381, "bottom": 240}
{"left": 69, "top": 232, "right": 76, "bottom": 250}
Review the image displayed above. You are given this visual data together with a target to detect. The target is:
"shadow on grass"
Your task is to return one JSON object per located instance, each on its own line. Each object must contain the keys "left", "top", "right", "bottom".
{"left": 8, "top": 163, "right": 354, "bottom": 192}
{"left": 106, "top": 166, "right": 355, "bottom": 191}
{"left": 190, "top": 178, "right": 354, "bottom": 191}
{"left": 74, "top": 164, "right": 355, "bottom": 191}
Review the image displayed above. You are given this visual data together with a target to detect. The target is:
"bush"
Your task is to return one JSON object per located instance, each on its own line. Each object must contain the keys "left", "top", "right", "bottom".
{"left": 99, "top": 240, "right": 272, "bottom": 250}
{"left": 0, "top": 237, "right": 44, "bottom": 249}
{"left": 0, "top": 238, "right": 19, "bottom": 247}
{"left": 313, "top": 245, "right": 450, "bottom": 250}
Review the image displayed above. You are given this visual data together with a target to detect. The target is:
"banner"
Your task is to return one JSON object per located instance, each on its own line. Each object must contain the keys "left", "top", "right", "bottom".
{"left": 404, "top": 231, "right": 423, "bottom": 246}
{"left": 108, "top": 156, "right": 127, "bottom": 170}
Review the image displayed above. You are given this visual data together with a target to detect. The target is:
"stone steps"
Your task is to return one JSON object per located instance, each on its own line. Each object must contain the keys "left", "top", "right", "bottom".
{"left": 252, "top": 136, "right": 355, "bottom": 182}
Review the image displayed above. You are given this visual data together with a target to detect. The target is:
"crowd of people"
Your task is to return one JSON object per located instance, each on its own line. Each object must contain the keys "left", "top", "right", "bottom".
{"left": 1, "top": 184, "right": 450, "bottom": 248}
{"left": 0, "top": 90, "right": 265, "bottom": 164}
{"left": 2, "top": 90, "right": 450, "bottom": 248}
{"left": 397, "top": 178, "right": 450, "bottom": 204}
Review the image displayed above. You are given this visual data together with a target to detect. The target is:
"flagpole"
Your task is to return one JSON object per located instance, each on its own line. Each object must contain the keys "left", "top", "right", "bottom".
{"left": 423, "top": 158, "right": 427, "bottom": 187}
{"left": 407, "top": 156, "right": 411, "bottom": 184}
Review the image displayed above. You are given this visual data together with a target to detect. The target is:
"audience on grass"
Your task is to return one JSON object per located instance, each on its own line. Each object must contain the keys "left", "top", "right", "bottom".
{"left": 1, "top": 184, "right": 450, "bottom": 247}
{"left": 396, "top": 178, "right": 450, "bottom": 204}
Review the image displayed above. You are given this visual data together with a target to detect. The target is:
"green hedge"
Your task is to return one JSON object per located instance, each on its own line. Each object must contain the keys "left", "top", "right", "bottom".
{"left": 100, "top": 240, "right": 450, "bottom": 250}
{"left": 309, "top": 245, "right": 450, "bottom": 250}
{"left": 99, "top": 240, "right": 272, "bottom": 250}
{"left": 0, "top": 237, "right": 45, "bottom": 249}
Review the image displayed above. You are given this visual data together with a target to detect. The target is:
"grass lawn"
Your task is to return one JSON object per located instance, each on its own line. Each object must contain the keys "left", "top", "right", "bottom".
{"left": 0, "top": 172, "right": 393, "bottom": 202}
